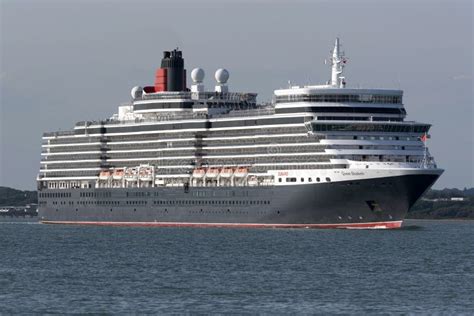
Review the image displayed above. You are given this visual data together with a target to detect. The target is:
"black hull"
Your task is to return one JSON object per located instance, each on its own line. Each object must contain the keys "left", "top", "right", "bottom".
{"left": 38, "top": 174, "right": 439, "bottom": 228}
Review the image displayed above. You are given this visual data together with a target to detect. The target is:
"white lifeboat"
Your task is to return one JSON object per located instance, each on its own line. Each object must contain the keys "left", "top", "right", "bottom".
{"left": 206, "top": 168, "right": 220, "bottom": 178}
{"left": 234, "top": 167, "right": 248, "bottom": 178}
{"left": 192, "top": 168, "right": 206, "bottom": 178}
{"left": 112, "top": 168, "right": 124, "bottom": 180}
{"left": 99, "top": 170, "right": 111, "bottom": 180}
{"left": 124, "top": 167, "right": 138, "bottom": 181}
{"left": 139, "top": 165, "right": 153, "bottom": 181}
{"left": 220, "top": 167, "right": 234, "bottom": 178}
{"left": 248, "top": 175, "right": 258, "bottom": 186}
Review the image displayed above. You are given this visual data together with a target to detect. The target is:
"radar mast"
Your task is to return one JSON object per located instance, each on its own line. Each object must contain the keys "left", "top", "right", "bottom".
{"left": 330, "top": 38, "right": 347, "bottom": 88}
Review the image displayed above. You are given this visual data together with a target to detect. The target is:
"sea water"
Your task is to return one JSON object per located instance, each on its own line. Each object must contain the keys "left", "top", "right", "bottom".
{"left": 0, "top": 220, "right": 473, "bottom": 314}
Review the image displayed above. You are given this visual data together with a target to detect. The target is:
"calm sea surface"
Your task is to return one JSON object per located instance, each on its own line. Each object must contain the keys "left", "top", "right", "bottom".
{"left": 0, "top": 220, "right": 473, "bottom": 314}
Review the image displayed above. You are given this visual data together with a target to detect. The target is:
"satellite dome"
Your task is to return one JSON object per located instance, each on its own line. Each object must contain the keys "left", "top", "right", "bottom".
{"left": 191, "top": 68, "right": 205, "bottom": 83}
{"left": 191, "top": 68, "right": 204, "bottom": 83}
{"left": 131, "top": 86, "right": 143, "bottom": 99}
{"left": 215, "top": 68, "right": 229, "bottom": 84}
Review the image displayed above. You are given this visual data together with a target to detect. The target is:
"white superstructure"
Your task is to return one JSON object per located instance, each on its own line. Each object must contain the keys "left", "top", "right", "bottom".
{"left": 37, "top": 40, "right": 442, "bottom": 191}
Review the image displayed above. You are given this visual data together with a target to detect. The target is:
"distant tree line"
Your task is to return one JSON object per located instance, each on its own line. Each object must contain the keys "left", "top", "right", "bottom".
{"left": 407, "top": 188, "right": 474, "bottom": 219}
{"left": 0, "top": 187, "right": 37, "bottom": 206}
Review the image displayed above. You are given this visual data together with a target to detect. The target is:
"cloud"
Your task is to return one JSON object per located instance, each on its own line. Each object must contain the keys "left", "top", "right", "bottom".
{"left": 452, "top": 74, "right": 472, "bottom": 81}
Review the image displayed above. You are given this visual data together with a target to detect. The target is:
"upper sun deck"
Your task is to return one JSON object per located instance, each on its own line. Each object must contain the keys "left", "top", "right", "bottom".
{"left": 132, "top": 90, "right": 258, "bottom": 104}
{"left": 274, "top": 87, "right": 402, "bottom": 97}
{"left": 274, "top": 87, "right": 403, "bottom": 105}
{"left": 274, "top": 38, "right": 403, "bottom": 106}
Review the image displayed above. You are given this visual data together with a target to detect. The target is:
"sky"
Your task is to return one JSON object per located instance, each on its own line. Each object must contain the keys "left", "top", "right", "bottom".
{"left": 0, "top": 0, "right": 472, "bottom": 190}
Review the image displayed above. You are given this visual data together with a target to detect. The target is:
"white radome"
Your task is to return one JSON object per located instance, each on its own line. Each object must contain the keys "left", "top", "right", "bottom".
{"left": 191, "top": 68, "right": 205, "bottom": 83}
{"left": 215, "top": 68, "right": 229, "bottom": 84}
{"left": 131, "top": 86, "right": 143, "bottom": 98}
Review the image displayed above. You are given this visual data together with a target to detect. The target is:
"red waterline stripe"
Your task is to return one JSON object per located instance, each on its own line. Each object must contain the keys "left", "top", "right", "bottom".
{"left": 41, "top": 220, "right": 403, "bottom": 229}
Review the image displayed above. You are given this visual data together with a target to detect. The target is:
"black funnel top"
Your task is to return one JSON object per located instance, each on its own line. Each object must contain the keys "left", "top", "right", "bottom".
{"left": 160, "top": 49, "right": 186, "bottom": 91}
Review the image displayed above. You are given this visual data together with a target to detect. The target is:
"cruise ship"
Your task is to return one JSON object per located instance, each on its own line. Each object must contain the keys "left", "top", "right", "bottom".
{"left": 37, "top": 39, "right": 443, "bottom": 229}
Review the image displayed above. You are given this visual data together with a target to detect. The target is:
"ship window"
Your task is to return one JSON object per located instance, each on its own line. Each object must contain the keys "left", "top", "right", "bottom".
{"left": 308, "top": 178, "right": 312, "bottom": 182}
{"left": 301, "top": 178, "right": 304, "bottom": 182}
{"left": 316, "top": 177, "right": 320, "bottom": 182}
{"left": 326, "top": 177, "right": 331, "bottom": 182}
{"left": 278, "top": 178, "right": 282, "bottom": 183}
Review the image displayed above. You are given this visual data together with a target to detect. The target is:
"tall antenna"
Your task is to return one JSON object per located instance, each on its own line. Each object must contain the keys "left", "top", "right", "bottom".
{"left": 330, "top": 38, "right": 347, "bottom": 88}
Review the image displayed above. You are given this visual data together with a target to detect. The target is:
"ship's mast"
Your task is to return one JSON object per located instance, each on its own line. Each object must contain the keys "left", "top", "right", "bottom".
{"left": 330, "top": 38, "right": 347, "bottom": 88}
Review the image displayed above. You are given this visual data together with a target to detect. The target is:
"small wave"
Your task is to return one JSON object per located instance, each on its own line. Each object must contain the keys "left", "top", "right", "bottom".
{"left": 0, "top": 220, "right": 39, "bottom": 225}
{"left": 399, "top": 225, "right": 424, "bottom": 231}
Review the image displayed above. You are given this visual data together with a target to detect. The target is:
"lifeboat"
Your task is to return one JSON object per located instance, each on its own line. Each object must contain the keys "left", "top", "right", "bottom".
{"left": 124, "top": 167, "right": 138, "bottom": 181}
{"left": 234, "top": 167, "right": 248, "bottom": 178}
{"left": 220, "top": 167, "right": 234, "bottom": 178}
{"left": 248, "top": 175, "right": 258, "bottom": 186}
{"left": 206, "top": 168, "right": 220, "bottom": 178}
{"left": 99, "top": 170, "right": 111, "bottom": 180}
{"left": 192, "top": 168, "right": 206, "bottom": 178}
{"left": 112, "top": 168, "right": 124, "bottom": 180}
{"left": 139, "top": 165, "right": 153, "bottom": 181}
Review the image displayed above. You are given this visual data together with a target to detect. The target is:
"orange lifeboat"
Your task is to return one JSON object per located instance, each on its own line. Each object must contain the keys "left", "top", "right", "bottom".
{"left": 234, "top": 167, "right": 248, "bottom": 178}
{"left": 99, "top": 170, "right": 111, "bottom": 180}
{"left": 206, "top": 168, "right": 220, "bottom": 178}
{"left": 220, "top": 167, "right": 234, "bottom": 178}
{"left": 112, "top": 168, "right": 124, "bottom": 180}
{"left": 192, "top": 168, "right": 206, "bottom": 178}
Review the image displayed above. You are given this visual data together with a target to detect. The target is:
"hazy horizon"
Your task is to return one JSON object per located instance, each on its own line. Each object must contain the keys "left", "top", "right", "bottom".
{"left": 1, "top": 0, "right": 473, "bottom": 190}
